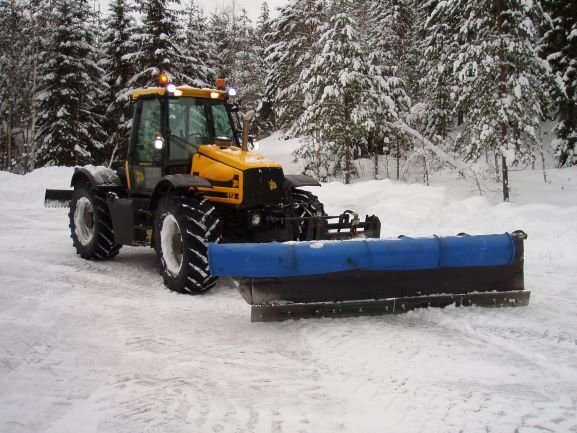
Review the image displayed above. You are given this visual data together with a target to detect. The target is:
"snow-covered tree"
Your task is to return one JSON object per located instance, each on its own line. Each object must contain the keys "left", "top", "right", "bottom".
{"left": 432, "top": 0, "right": 553, "bottom": 201}
{"left": 365, "top": 0, "right": 413, "bottom": 178}
{"left": 182, "top": 0, "right": 216, "bottom": 87}
{"left": 254, "top": 2, "right": 275, "bottom": 134}
{"left": 207, "top": 9, "right": 234, "bottom": 79}
{"left": 229, "top": 10, "right": 262, "bottom": 109}
{"left": 416, "top": 0, "right": 459, "bottom": 142}
{"left": 290, "top": 1, "right": 397, "bottom": 184}
{"left": 0, "top": 0, "right": 30, "bottom": 171}
{"left": 264, "top": 0, "right": 327, "bottom": 129}
{"left": 541, "top": 0, "right": 577, "bottom": 167}
{"left": 129, "top": 0, "right": 197, "bottom": 88}
{"left": 35, "top": 0, "right": 106, "bottom": 167}
{"left": 99, "top": 0, "right": 138, "bottom": 163}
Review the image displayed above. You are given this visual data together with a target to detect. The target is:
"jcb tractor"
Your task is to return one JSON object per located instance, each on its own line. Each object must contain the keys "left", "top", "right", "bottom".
{"left": 46, "top": 73, "right": 380, "bottom": 294}
{"left": 46, "top": 73, "right": 530, "bottom": 321}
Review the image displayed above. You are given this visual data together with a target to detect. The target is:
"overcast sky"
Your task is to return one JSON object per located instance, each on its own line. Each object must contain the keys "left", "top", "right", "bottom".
{"left": 199, "top": 0, "right": 288, "bottom": 21}
{"left": 97, "top": 0, "right": 289, "bottom": 22}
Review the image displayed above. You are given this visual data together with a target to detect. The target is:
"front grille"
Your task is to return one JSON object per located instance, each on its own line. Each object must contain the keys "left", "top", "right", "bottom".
{"left": 242, "top": 167, "right": 285, "bottom": 207}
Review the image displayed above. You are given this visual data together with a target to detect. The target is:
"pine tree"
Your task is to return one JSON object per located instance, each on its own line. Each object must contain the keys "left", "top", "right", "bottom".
{"left": 100, "top": 0, "right": 138, "bottom": 163}
{"left": 541, "top": 0, "right": 577, "bottom": 167}
{"left": 0, "top": 0, "right": 30, "bottom": 171}
{"left": 129, "top": 0, "right": 195, "bottom": 88}
{"left": 416, "top": 0, "right": 458, "bottom": 142}
{"left": 435, "top": 0, "right": 553, "bottom": 201}
{"left": 230, "top": 9, "right": 262, "bottom": 109}
{"left": 290, "top": 1, "right": 388, "bottom": 184}
{"left": 183, "top": 0, "right": 216, "bottom": 87}
{"left": 26, "top": 0, "right": 54, "bottom": 171}
{"left": 254, "top": 2, "right": 275, "bottom": 134}
{"left": 264, "top": 0, "right": 327, "bottom": 129}
{"left": 207, "top": 9, "right": 234, "bottom": 79}
{"left": 366, "top": 0, "right": 413, "bottom": 178}
{"left": 35, "top": 0, "right": 106, "bottom": 167}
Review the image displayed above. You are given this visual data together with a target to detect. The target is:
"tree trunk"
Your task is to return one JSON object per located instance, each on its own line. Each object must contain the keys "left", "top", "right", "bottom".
{"left": 345, "top": 136, "right": 351, "bottom": 185}
{"left": 497, "top": 0, "right": 509, "bottom": 202}
{"left": 396, "top": 135, "right": 400, "bottom": 181}
{"left": 372, "top": 133, "right": 378, "bottom": 179}
{"left": 501, "top": 153, "right": 509, "bottom": 202}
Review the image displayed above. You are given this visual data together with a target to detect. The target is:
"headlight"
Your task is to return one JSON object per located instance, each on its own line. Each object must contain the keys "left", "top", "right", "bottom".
{"left": 251, "top": 213, "right": 262, "bottom": 226}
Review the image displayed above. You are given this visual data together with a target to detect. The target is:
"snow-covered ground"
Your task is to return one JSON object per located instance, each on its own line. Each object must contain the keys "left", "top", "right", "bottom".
{"left": 1, "top": 136, "right": 577, "bottom": 433}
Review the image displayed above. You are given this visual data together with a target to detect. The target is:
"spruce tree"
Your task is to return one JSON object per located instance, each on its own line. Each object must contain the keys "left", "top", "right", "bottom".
{"left": 264, "top": 0, "right": 327, "bottom": 129}
{"left": 35, "top": 0, "right": 106, "bottom": 167}
{"left": 434, "top": 0, "right": 553, "bottom": 201}
{"left": 129, "top": 0, "right": 194, "bottom": 88}
{"left": 541, "top": 0, "right": 577, "bottom": 167}
{"left": 230, "top": 10, "right": 261, "bottom": 109}
{"left": 100, "top": 0, "right": 138, "bottom": 164}
{"left": 0, "top": 0, "right": 29, "bottom": 171}
{"left": 289, "top": 1, "right": 385, "bottom": 184}
{"left": 183, "top": 0, "right": 216, "bottom": 87}
{"left": 366, "top": 0, "right": 413, "bottom": 178}
{"left": 416, "top": 0, "right": 458, "bottom": 143}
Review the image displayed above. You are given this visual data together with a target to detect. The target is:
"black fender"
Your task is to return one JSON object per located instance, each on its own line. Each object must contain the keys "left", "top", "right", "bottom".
{"left": 149, "top": 174, "right": 212, "bottom": 210}
{"left": 284, "top": 174, "right": 321, "bottom": 189}
{"left": 71, "top": 166, "right": 123, "bottom": 189}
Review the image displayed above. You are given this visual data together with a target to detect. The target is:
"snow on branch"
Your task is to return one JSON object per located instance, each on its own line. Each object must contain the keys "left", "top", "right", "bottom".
{"left": 385, "top": 120, "right": 483, "bottom": 196}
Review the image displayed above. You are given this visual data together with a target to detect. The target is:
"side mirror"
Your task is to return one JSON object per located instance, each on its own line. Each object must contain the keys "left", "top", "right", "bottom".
{"left": 154, "top": 133, "right": 165, "bottom": 150}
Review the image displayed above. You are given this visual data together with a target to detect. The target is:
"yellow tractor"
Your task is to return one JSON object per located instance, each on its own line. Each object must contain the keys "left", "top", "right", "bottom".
{"left": 46, "top": 73, "right": 380, "bottom": 294}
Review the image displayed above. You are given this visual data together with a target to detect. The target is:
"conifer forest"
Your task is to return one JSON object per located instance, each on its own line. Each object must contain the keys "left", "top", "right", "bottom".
{"left": 0, "top": 0, "right": 575, "bottom": 201}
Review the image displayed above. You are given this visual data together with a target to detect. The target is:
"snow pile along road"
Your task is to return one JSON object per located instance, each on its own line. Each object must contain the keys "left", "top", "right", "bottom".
{"left": 1, "top": 151, "right": 577, "bottom": 432}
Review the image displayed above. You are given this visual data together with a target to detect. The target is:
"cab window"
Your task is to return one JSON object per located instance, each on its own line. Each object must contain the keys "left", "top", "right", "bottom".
{"left": 168, "top": 98, "right": 236, "bottom": 161}
{"left": 135, "top": 99, "right": 162, "bottom": 164}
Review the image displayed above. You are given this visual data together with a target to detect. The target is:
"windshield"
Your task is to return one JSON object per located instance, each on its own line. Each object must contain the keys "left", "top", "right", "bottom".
{"left": 168, "top": 98, "right": 236, "bottom": 160}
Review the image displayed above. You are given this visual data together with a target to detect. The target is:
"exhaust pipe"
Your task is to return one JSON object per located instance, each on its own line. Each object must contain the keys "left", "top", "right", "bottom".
{"left": 241, "top": 110, "right": 255, "bottom": 152}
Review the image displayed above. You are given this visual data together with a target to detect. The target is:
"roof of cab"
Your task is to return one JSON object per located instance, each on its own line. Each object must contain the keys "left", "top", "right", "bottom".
{"left": 131, "top": 86, "right": 226, "bottom": 100}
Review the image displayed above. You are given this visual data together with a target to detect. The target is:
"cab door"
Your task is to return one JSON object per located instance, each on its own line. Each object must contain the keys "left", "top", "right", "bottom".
{"left": 127, "top": 98, "right": 164, "bottom": 194}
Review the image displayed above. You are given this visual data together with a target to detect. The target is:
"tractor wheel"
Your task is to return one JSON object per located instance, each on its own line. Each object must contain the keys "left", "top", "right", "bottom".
{"left": 291, "top": 189, "right": 327, "bottom": 241}
{"left": 155, "top": 195, "right": 221, "bottom": 294}
{"left": 69, "top": 186, "right": 121, "bottom": 259}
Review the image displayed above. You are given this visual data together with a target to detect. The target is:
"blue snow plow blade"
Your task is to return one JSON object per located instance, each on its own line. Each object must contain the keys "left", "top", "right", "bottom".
{"left": 208, "top": 233, "right": 516, "bottom": 278}
{"left": 209, "top": 231, "right": 530, "bottom": 322}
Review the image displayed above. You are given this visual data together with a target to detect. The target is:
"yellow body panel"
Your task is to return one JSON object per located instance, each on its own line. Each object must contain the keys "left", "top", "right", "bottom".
{"left": 197, "top": 145, "right": 282, "bottom": 171}
{"left": 192, "top": 145, "right": 283, "bottom": 205}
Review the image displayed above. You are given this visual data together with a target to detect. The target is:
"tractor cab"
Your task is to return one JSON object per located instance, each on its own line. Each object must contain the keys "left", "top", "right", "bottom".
{"left": 126, "top": 72, "right": 241, "bottom": 193}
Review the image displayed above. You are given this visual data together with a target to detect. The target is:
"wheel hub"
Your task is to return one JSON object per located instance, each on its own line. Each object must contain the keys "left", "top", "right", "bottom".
{"left": 161, "top": 214, "right": 184, "bottom": 275}
{"left": 74, "top": 197, "right": 95, "bottom": 245}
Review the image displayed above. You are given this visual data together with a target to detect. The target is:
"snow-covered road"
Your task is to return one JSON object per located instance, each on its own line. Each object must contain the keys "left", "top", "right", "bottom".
{"left": 1, "top": 148, "right": 577, "bottom": 432}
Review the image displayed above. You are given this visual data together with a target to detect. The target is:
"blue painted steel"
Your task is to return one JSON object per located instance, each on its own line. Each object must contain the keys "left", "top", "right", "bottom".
{"left": 208, "top": 233, "right": 516, "bottom": 278}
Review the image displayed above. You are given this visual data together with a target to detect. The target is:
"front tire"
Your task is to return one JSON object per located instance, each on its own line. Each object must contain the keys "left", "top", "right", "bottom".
{"left": 291, "top": 189, "right": 327, "bottom": 241}
{"left": 155, "top": 195, "right": 221, "bottom": 294}
{"left": 69, "top": 186, "right": 121, "bottom": 259}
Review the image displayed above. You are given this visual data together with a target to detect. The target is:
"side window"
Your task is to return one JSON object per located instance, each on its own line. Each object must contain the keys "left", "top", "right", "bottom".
{"left": 135, "top": 99, "right": 162, "bottom": 164}
{"left": 212, "top": 105, "right": 234, "bottom": 139}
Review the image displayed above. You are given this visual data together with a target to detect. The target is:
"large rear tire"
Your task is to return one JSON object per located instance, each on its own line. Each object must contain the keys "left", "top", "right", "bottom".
{"left": 155, "top": 195, "right": 221, "bottom": 294}
{"left": 69, "top": 186, "right": 121, "bottom": 259}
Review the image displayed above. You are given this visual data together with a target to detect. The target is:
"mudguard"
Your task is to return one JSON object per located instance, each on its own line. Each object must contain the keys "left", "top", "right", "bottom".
{"left": 71, "top": 165, "right": 123, "bottom": 188}
{"left": 284, "top": 174, "right": 321, "bottom": 189}
{"left": 149, "top": 174, "right": 212, "bottom": 209}
{"left": 45, "top": 165, "right": 122, "bottom": 207}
